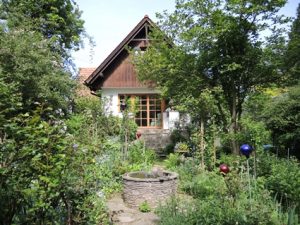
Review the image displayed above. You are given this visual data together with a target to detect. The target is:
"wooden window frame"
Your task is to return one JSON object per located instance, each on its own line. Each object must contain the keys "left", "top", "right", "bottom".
{"left": 118, "top": 94, "right": 164, "bottom": 128}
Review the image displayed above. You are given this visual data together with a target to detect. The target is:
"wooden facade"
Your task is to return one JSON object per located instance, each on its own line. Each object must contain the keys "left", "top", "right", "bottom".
{"left": 101, "top": 51, "right": 143, "bottom": 88}
{"left": 84, "top": 15, "right": 154, "bottom": 91}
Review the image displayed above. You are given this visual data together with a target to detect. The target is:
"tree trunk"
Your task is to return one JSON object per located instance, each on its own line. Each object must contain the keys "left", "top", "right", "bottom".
{"left": 200, "top": 117, "right": 205, "bottom": 168}
{"left": 230, "top": 93, "right": 239, "bottom": 154}
{"left": 212, "top": 120, "right": 216, "bottom": 166}
{"left": 62, "top": 196, "right": 73, "bottom": 225}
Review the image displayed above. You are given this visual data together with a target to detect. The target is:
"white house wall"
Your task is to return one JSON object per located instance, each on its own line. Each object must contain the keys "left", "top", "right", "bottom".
{"left": 101, "top": 87, "right": 180, "bottom": 130}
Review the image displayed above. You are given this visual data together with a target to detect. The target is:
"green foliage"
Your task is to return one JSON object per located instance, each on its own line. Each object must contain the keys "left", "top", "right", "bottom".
{"left": 0, "top": 107, "right": 88, "bottom": 223}
{"left": 0, "top": 25, "right": 75, "bottom": 114}
{"left": 0, "top": 77, "right": 21, "bottom": 126}
{"left": 67, "top": 96, "right": 120, "bottom": 147}
{"left": 128, "top": 140, "right": 156, "bottom": 170}
{"left": 263, "top": 84, "right": 300, "bottom": 157}
{"left": 243, "top": 91, "right": 273, "bottom": 121}
{"left": 181, "top": 171, "right": 226, "bottom": 199}
{"left": 158, "top": 152, "right": 300, "bottom": 225}
{"left": 256, "top": 154, "right": 300, "bottom": 206}
{"left": 0, "top": 101, "right": 121, "bottom": 224}
{"left": 1, "top": 0, "right": 85, "bottom": 55}
{"left": 139, "top": 200, "right": 151, "bottom": 213}
{"left": 165, "top": 126, "right": 190, "bottom": 154}
{"left": 239, "top": 116, "right": 272, "bottom": 151}
{"left": 174, "top": 142, "right": 190, "bottom": 153}
{"left": 157, "top": 170, "right": 287, "bottom": 225}
{"left": 67, "top": 97, "right": 124, "bottom": 195}
{"left": 164, "top": 153, "right": 182, "bottom": 170}
{"left": 120, "top": 116, "right": 138, "bottom": 143}
{"left": 134, "top": 0, "right": 288, "bottom": 154}
{"left": 157, "top": 193, "right": 285, "bottom": 225}
{"left": 285, "top": 3, "right": 300, "bottom": 83}
{"left": 164, "top": 156, "right": 201, "bottom": 191}
{"left": 0, "top": 1, "right": 115, "bottom": 223}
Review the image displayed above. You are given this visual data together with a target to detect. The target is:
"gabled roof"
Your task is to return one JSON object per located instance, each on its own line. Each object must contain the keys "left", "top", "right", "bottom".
{"left": 77, "top": 67, "right": 96, "bottom": 97}
{"left": 84, "top": 15, "right": 155, "bottom": 91}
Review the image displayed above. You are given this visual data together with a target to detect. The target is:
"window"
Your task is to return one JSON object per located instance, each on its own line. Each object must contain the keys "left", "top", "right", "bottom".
{"left": 119, "top": 94, "right": 163, "bottom": 128}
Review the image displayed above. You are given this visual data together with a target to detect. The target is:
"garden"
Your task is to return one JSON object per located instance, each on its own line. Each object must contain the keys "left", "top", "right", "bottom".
{"left": 0, "top": 0, "right": 300, "bottom": 224}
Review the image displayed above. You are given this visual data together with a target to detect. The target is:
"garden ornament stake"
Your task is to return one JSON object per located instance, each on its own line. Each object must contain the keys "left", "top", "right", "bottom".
{"left": 240, "top": 144, "right": 253, "bottom": 210}
{"left": 121, "top": 101, "right": 128, "bottom": 160}
{"left": 219, "top": 164, "right": 230, "bottom": 176}
{"left": 136, "top": 131, "right": 146, "bottom": 166}
{"left": 136, "top": 131, "right": 142, "bottom": 139}
{"left": 240, "top": 144, "right": 253, "bottom": 158}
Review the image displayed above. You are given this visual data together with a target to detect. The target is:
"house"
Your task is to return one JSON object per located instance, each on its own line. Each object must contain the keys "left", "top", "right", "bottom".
{"left": 83, "top": 15, "right": 181, "bottom": 150}
{"left": 77, "top": 68, "right": 96, "bottom": 97}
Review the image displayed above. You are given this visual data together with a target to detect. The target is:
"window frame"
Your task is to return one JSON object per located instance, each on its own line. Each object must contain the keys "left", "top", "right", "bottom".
{"left": 118, "top": 94, "right": 164, "bottom": 128}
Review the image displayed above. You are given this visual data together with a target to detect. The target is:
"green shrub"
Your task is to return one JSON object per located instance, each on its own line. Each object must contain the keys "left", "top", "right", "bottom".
{"left": 174, "top": 142, "right": 190, "bottom": 153}
{"left": 164, "top": 153, "right": 182, "bottom": 170}
{"left": 128, "top": 140, "right": 156, "bottom": 169}
{"left": 0, "top": 107, "right": 113, "bottom": 224}
{"left": 139, "top": 201, "right": 151, "bottom": 213}
{"left": 256, "top": 153, "right": 300, "bottom": 214}
{"left": 181, "top": 171, "right": 226, "bottom": 199}
{"left": 67, "top": 96, "right": 121, "bottom": 147}
{"left": 157, "top": 176, "right": 287, "bottom": 225}
{"left": 176, "top": 157, "right": 201, "bottom": 184}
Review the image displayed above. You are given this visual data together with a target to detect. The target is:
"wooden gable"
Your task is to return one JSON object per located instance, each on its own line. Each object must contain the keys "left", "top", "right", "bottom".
{"left": 85, "top": 15, "right": 155, "bottom": 91}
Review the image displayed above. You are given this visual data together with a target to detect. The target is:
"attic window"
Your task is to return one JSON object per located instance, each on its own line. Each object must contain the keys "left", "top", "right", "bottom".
{"left": 133, "top": 46, "right": 145, "bottom": 56}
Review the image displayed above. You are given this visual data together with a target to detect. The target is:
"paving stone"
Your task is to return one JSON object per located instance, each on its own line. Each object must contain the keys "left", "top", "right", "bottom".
{"left": 117, "top": 213, "right": 135, "bottom": 223}
{"left": 107, "top": 193, "right": 160, "bottom": 225}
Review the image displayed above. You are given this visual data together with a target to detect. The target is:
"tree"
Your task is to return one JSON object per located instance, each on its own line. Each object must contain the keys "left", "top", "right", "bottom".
{"left": 1, "top": 0, "right": 85, "bottom": 57}
{"left": 285, "top": 3, "right": 300, "bottom": 83}
{"left": 134, "top": 0, "right": 288, "bottom": 154}
{"left": 264, "top": 84, "right": 300, "bottom": 158}
{"left": 0, "top": 25, "right": 76, "bottom": 114}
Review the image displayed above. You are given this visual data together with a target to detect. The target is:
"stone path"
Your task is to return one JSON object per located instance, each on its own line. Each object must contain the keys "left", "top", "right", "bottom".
{"left": 107, "top": 193, "right": 160, "bottom": 225}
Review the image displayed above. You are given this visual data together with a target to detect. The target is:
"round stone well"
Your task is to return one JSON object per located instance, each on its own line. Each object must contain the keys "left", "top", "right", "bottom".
{"left": 122, "top": 171, "right": 178, "bottom": 208}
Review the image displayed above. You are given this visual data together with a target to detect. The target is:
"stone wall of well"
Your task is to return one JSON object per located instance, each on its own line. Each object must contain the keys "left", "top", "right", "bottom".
{"left": 122, "top": 172, "right": 178, "bottom": 208}
{"left": 138, "top": 129, "right": 171, "bottom": 152}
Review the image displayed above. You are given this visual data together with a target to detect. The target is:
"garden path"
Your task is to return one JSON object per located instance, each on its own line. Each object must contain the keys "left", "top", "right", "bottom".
{"left": 107, "top": 193, "right": 160, "bottom": 225}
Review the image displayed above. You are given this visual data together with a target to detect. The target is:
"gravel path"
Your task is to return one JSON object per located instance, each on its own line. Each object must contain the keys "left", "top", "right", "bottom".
{"left": 107, "top": 193, "right": 160, "bottom": 225}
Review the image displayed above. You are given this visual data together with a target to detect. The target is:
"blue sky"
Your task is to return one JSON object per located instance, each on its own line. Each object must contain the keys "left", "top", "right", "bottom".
{"left": 72, "top": 0, "right": 299, "bottom": 69}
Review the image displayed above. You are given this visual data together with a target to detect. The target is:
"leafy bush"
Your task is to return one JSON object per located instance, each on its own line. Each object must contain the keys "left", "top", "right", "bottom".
{"left": 139, "top": 201, "right": 151, "bottom": 213}
{"left": 255, "top": 153, "right": 300, "bottom": 209}
{"left": 239, "top": 116, "right": 272, "bottom": 152}
{"left": 176, "top": 157, "right": 201, "bottom": 184}
{"left": 0, "top": 101, "right": 125, "bottom": 224}
{"left": 164, "top": 153, "right": 182, "bottom": 170}
{"left": 164, "top": 127, "right": 190, "bottom": 154}
{"left": 128, "top": 140, "right": 156, "bottom": 169}
{"left": 0, "top": 107, "right": 102, "bottom": 223}
{"left": 67, "top": 96, "right": 120, "bottom": 147}
{"left": 181, "top": 171, "right": 226, "bottom": 199}
{"left": 157, "top": 170, "right": 287, "bottom": 225}
{"left": 263, "top": 85, "right": 300, "bottom": 158}
{"left": 174, "top": 142, "right": 190, "bottom": 153}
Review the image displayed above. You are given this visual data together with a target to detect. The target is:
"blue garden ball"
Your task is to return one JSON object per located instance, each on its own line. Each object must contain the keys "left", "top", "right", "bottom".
{"left": 240, "top": 144, "right": 253, "bottom": 157}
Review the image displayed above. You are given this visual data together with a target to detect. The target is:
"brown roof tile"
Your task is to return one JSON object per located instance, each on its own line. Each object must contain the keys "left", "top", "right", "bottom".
{"left": 77, "top": 67, "right": 97, "bottom": 97}
{"left": 78, "top": 67, "right": 96, "bottom": 83}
